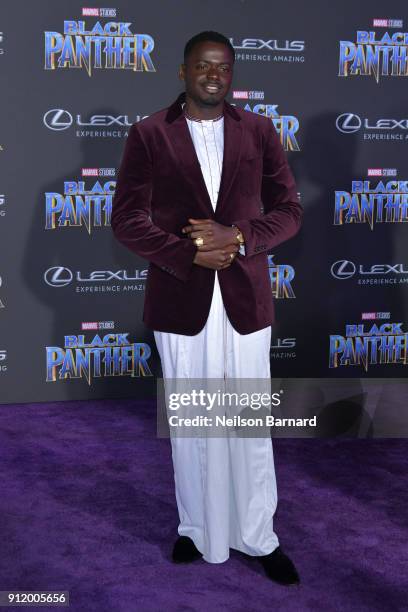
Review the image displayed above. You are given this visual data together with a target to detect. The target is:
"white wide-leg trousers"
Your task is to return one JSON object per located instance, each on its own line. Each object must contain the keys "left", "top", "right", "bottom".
{"left": 154, "top": 272, "right": 279, "bottom": 563}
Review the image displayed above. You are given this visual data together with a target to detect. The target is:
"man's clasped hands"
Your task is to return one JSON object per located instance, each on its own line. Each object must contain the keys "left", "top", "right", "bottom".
{"left": 182, "top": 218, "right": 241, "bottom": 270}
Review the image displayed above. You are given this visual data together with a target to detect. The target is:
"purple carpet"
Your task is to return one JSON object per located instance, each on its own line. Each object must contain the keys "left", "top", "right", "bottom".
{"left": 0, "top": 399, "right": 407, "bottom": 611}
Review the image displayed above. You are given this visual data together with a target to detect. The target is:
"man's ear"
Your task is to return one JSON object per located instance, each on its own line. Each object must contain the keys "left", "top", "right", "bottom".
{"left": 179, "top": 63, "right": 186, "bottom": 81}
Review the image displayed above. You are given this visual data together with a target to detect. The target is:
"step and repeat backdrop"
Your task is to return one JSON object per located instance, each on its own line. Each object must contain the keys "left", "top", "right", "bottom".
{"left": 0, "top": 0, "right": 407, "bottom": 411}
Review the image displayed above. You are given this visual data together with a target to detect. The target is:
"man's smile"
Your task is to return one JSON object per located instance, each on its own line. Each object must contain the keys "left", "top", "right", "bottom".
{"left": 202, "top": 83, "right": 222, "bottom": 94}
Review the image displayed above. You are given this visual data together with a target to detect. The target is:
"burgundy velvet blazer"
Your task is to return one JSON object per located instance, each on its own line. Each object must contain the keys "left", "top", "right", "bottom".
{"left": 111, "top": 92, "right": 302, "bottom": 335}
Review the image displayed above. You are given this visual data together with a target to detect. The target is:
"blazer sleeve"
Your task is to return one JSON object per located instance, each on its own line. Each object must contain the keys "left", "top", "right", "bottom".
{"left": 231, "top": 120, "right": 302, "bottom": 258}
{"left": 111, "top": 123, "right": 197, "bottom": 282}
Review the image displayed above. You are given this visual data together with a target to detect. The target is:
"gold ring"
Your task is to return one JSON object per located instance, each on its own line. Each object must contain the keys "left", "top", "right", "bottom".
{"left": 194, "top": 237, "right": 204, "bottom": 247}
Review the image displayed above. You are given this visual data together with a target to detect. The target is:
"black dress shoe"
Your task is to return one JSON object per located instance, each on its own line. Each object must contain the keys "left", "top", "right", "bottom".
{"left": 259, "top": 546, "right": 300, "bottom": 585}
{"left": 172, "top": 536, "right": 202, "bottom": 563}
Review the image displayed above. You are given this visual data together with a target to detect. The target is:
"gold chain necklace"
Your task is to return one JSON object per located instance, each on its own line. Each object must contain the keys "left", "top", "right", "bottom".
{"left": 184, "top": 109, "right": 224, "bottom": 123}
{"left": 182, "top": 102, "right": 224, "bottom": 123}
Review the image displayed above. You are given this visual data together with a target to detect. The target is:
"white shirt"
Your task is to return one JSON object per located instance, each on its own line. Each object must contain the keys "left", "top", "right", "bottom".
{"left": 185, "top": 115, "right": 224, "bottom": 211}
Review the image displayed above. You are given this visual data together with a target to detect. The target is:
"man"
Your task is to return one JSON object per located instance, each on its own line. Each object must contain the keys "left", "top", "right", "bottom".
{"left": 111, "top": 31, "right": 302, "bottom": 585}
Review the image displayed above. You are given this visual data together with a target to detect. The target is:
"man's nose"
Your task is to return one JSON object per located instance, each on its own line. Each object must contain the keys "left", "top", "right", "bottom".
{"left": 207, "top": 67, "right": 220, "bottom": 80}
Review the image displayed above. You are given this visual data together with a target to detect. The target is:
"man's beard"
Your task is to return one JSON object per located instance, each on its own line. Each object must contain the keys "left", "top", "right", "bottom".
{"left": 201, "top": 95, "right": 222, "bottom": 106}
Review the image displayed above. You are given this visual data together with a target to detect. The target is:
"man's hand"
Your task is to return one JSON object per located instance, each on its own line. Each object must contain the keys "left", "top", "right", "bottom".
{"left": 182, "top": 218, "right": 238, "bottom": 251}
{"left": 193, "top": 244, "right": 239, "bottom": 270}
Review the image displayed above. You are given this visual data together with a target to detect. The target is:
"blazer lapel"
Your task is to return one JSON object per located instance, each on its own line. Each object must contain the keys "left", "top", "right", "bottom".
{"left": 216, "top": 108, "right": 243, "bottom": 214}
{"left": 166, "top": 107, "right": 215, "bottom": 218}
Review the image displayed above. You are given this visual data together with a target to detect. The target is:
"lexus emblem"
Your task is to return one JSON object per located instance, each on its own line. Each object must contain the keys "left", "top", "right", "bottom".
{"left": 331, "top": 260, "right": 356, "bottom": 280}
{"left": 43, "top": 109, "right": 73, "bottom": 131}
{"left": 335, "top": 113, "right": 362, "bottom": 134}
{"left": 44, "top": 266, "right": 73, "bottom": 287}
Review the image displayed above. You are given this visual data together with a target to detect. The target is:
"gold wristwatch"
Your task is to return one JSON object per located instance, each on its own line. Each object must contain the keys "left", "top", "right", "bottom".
{"left": 232, "top": 224, "right": 245, "bottom": 245}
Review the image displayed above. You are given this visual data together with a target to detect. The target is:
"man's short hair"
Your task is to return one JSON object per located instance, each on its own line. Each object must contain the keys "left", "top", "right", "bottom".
{"left": 183, "top": 31, "right": 235, "bottom": 63}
